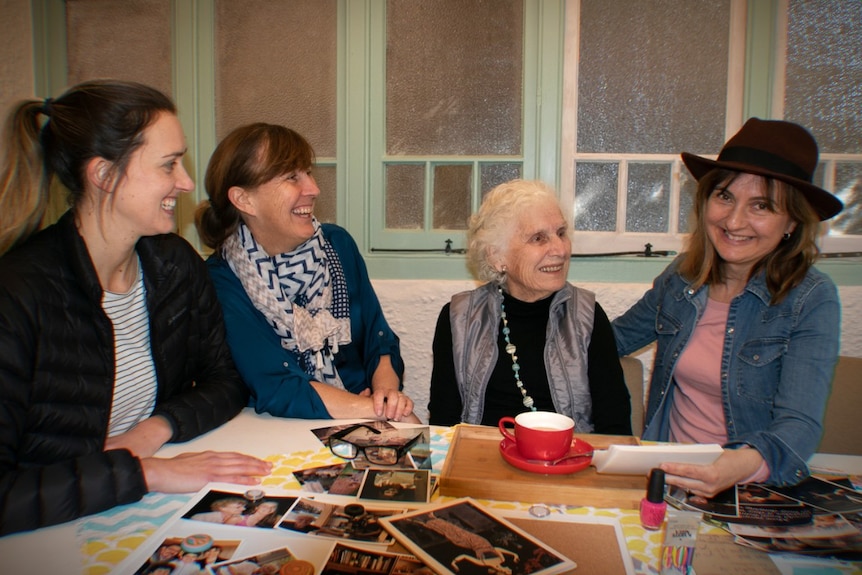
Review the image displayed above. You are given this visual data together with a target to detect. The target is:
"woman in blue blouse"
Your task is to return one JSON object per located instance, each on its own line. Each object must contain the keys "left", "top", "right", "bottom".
{"left": 613, "top": 119, "right": 843, "bottom": 496}
{"left": 196, "top": 123, "right": 417, "bottom": 422}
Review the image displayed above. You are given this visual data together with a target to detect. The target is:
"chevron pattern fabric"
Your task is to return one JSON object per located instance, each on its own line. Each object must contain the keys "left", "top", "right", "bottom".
{"left": 222, "top": 220, "right": 351, "bottom": 388}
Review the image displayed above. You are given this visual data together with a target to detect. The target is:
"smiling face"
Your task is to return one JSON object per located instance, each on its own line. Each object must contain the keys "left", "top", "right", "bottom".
{"left": 256, "top": 502, "right": 278, "bottom": 515}
{"left": 498, "top": 199, "right": 571, "bottom": 302}
{"left": 237, "top": 168, "right": 320, "bottom": 255}
{"left": 109, "top": 112, "right": 193, "bottom": 238}
{"left": 705, "top": 172, "right": 796, "bottom": 279}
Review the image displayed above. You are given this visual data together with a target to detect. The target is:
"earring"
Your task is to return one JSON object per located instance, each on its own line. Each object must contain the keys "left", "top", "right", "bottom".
{"left": 783, "top": 232, "right": 792, "bottom": 241}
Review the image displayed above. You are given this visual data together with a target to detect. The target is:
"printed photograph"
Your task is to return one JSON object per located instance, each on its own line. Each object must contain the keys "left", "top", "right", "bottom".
{"left": 311, "top": 420, "right": 395, "bottom": 446}
{"left": 182, "top": 489, "right": 296, "bottom": 529}
{"left": 278, "top": 498, "right": 407, "bottom": 545}
{"left": 360, "top": 469, "right": 431, "bottom": 503}
{"left": 322, "top": 542, "right": 426, "bottom": 575}
{"left": 212, "top": 547, "right": 305, "bottom": 575}
{"left": 133, "top": 533, "right": 240, "bottom": 574}
{"left": 666, "top": 484, "right": 813, "bottom": 526}
{"left": 323, "top": 424, "right": 431, "bottom": 470}
{"left": 764, "top": 476, "right": 862, "bottom": 514}
{"left": 379, "top": 498, "right": 576, "bottom": 575}
{"left": 328, "top": 463, "right": 366, "bottom": 496}
{"left": 293, "top": 463, "right": 348, "bottom": 493}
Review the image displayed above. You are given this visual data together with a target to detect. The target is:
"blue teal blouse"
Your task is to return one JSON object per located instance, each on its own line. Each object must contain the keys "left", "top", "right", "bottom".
{"left": 207, "top": 224, "right": 404, "bottom": 419}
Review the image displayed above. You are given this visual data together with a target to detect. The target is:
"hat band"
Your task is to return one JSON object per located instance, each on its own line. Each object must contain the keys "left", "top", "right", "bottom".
{"left": 718, "top": 146, "right": 812, "bottom": 183}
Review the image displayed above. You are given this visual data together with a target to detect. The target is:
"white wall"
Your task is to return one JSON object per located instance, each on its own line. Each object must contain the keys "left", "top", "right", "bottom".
{"left": 372, "top": 279, "right": 862, "bottom": 424}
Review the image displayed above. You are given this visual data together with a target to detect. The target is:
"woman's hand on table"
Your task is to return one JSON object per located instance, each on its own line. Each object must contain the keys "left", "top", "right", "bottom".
{"left": 141, "top": 451, "right": 273, "bottom": 493}
{"left": 368, "top": 387, "right": 419, "bottom": 423}
{"left": 660, "top": 447, "right": 765, "bottom": 497}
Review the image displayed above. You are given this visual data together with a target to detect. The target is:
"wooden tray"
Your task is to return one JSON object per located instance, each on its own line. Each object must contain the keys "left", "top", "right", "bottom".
{"left": 439, "top": 424, "right": 646, "bottom": 509}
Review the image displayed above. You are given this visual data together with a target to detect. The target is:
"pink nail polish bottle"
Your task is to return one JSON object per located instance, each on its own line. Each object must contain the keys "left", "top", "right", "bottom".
{"left": 640, "top": 468, "right": 667, "bottom": 530}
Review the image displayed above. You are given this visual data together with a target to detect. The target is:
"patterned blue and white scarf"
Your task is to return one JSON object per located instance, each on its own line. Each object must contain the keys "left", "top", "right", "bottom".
{"left": 222, "top": 219, "right": 351, "bottom": 388}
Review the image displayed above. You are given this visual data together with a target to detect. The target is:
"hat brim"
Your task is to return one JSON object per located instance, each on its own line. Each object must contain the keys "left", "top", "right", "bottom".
{"left": 681, "top": 152, "right": 843, "bottom": 221}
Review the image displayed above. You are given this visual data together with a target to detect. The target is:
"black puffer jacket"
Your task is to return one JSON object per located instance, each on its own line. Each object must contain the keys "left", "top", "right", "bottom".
{"left": 0, "top": 211, "right": 249, "bottom": 536}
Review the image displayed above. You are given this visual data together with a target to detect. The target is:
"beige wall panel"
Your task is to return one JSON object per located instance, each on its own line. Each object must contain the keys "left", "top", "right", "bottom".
{"left": 214, "top": 0, "right": 337, "bottom": 156}
{"left": 0, "top": 0, "right": 36, "bottom": 140}
{"left": 66, "top": 0, "right": 172, "bottom": 96}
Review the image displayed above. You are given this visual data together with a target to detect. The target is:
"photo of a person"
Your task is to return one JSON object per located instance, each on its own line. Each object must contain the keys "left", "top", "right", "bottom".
{"left": 184, "top": 490, "right": 294, "bottom": 529}
{"left": 293, "top": 464, "right": 346, "bottom": 493}
{"left": 169, "top": 551, "right": 204, "bottom": 575}
{"left": 150, "top": 543, "right": 182, "bottom": 564}
{"left": 134, "top": 536, "right": 240, "bottom": 575}
{"left": 190, "top": 498, "right": 247, "bottom": 525}
{"left": 237, "top": 500, "right": 282, "bottom": 528}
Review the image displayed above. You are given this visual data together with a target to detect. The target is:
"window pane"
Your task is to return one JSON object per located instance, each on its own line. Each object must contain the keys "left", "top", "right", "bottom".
{"left": 66, "top": 0, "right": 172, "bottom": 94}
{"left": 215, "top": 0, "right": 337, "bottom": 154}
{"left": 314, "top": 165, "right": 337, "bottom": 224}
{"left": 678, "top": 170, "right": 698, "bottom": 234}
{"left": 577, "top": 0, "right": 729, "bottom": 154}
{"left": 626, "top": 163, "right": 671, "bottom": 233}
{"left": 481, "top": 163, "right": 523, "bottom": 198}
{"left": 386, "top": 0, "right": 523, "bottom": 155}
{"left": 574, "top": 162, "right": 618, "bottom": 232}
{"left": 433, "top": 165, "right": 472, "bottom": 230}
{"left": 831, "top": 163, "right": 862, "bottom": 236}
{"left": 785, "top": 0, "right": 862, "bottom": 155}
{"left": 385, "top": 164, "right": 425, "bottom": 229}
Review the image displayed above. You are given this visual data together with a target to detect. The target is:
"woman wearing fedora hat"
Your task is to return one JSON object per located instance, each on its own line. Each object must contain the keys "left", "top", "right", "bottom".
{"left": 613, "top": 118, "right": 844, "bottom": 496}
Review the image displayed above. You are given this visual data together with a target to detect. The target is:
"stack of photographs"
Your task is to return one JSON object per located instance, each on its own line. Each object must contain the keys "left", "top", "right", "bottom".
{"left": 667, "top": 475, "right": 862, "bottom": 556}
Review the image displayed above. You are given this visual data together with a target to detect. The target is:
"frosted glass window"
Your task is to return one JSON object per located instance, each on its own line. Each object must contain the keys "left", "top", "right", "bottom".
{"left": 678, "top": 171, "right": 698, "bottom": 234}
{"left": 784, "top": 1, "right": 861, "bottom": 155}
{"left": 784, "top": 0, "right": 861, "bottom": 239}
{"left": 831, "top": 163, "right": 862, "bottom": 236}
{"left": 385, "top": 0, "right": 522, "bottom": 156}
{"left": 574, "top": 163, "right": 618, "bottom": 232}
{"left": 314, "top": 166, "right": 337, "bottom": 225}
{"left": 66, "top": 0, "right": 172, "bottom": 95}
{"left": 214, "top": 0, "right": 337, "bottom": 157}
{"left": 386, "top": 165, "right": 425, "bottom": 229}
{"left": 577, "top": 0, "right": 729, "bottom": 155}
{"left": 433, "top": 165, "right": 472, "bottom": 230}
{"left": 626, "top": 163, "right": 671, "bottom": 233}
{"left": 481, "top": 163, "right": 523, "bottom": 197}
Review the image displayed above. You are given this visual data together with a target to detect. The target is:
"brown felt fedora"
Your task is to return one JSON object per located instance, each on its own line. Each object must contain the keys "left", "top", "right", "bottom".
{"left": 681, "top": 118, "right": 843, "bottom": 221}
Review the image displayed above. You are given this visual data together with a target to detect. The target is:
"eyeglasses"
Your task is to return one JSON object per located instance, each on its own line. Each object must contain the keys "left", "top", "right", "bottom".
{"left": 328, "top": 423, "right": 422, "bottom": 466}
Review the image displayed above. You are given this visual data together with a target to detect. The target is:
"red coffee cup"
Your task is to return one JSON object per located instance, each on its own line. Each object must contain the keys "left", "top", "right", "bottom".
{"left": 498, "top": 411, "right": 574, "bottom": 461}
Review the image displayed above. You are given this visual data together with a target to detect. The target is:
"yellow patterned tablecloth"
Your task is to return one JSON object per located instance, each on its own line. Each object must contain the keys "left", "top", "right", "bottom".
{"left": 77, "top": 427, "right": 860, "bottom": 575}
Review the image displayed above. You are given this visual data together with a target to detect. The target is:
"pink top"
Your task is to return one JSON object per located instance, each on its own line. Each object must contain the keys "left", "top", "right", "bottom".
{"left": 669, "top": 297, "right": 769, "bottom": 483}
{"left": 669, "top": 298, "right": 729, "bottom": 445}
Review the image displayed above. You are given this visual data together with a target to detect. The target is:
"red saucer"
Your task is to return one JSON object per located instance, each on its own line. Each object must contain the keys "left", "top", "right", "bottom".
{"left": 499, "top": 437, "right": 593, "bottom": 475}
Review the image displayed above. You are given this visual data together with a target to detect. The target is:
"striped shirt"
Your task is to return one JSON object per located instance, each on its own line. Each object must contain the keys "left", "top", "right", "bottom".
{"left": 103, "top": 259, "right": 157, "bottom": 437}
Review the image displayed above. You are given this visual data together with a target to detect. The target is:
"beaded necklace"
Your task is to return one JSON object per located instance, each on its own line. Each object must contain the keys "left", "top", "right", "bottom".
{"left": 499, "top": 287, "right": 536, "bottom": 411}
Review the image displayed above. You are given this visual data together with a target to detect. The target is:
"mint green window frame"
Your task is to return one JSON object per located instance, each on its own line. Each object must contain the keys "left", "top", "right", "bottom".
{"left": 28, "top": 0, "right": 861, "bottom": 285}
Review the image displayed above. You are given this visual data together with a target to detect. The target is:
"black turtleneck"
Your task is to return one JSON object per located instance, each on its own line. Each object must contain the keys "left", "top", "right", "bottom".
{"left": 429, "top": 290, "right": 632, "bottom": 435}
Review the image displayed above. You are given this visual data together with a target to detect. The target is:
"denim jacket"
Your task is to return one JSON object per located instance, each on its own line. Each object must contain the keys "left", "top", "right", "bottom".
{"left": 612, "top": 258, "right": 840, "bottom": 486}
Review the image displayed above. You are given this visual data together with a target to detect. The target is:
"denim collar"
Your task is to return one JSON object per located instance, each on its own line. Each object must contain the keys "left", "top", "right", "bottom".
{"left": 680, "top": 269, "right": 771, "bottom": 306}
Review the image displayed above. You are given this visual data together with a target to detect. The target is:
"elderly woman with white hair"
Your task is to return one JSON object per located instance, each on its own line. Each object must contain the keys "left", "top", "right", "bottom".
{"left": 428, "top": 179, "right": 632, "bottom": 433}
